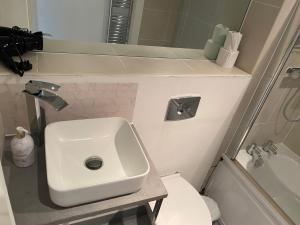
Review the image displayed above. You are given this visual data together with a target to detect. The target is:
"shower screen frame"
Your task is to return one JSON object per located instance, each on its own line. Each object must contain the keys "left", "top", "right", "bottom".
{"left": 225, "top": 25, "right": 300, "bottom": 160}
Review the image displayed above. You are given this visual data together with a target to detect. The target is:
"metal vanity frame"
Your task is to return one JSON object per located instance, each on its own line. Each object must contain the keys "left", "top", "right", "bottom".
{"left": 3, "top": 125, "right": 167, "bottom": 225}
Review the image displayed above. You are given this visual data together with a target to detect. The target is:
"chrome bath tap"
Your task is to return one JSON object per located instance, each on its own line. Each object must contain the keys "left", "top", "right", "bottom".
{"left": 262, "top": 140, "right": 278, "bottom": 155}
{"left": 23, "top": 80, "right": 68, "bottom": 146}
{"left": 246, "top": 143, "right": 264, "bottom": 167}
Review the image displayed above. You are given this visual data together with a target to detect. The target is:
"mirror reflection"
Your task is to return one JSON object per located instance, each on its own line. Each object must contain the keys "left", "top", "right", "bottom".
{"left": 236, "top": 37, "right": 300, "bottom": 224}
{"left": 26, "top": 0, "right": 251, "bottom": 57}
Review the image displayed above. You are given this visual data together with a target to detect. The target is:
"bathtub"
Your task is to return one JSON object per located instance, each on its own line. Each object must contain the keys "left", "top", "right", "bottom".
{"left": 237, "top": 143, "right": 300, "bottom": 224}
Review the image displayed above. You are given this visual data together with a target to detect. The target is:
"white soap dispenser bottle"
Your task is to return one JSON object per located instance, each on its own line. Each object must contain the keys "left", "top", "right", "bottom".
{"left": 10, "top": 127, "right": 35, "bottom": 167}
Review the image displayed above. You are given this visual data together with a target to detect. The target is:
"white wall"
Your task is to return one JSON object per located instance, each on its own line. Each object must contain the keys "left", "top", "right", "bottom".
{"left": 0, "top": 163, "right": 15, "bottom": 225}
{"left": 0, "top": 52, "right": 250, "bottom": 190}
{"left": 0, "top": 72, "right": 250, "bottom": 190}
{"left": 0, "top": 0, "right": 29, "bottom": 28}
{"left": 0, "top": 114, "right": 15, "bottom": 225}
{"left": 132, "top": 76, "right": 250, "bottom": 189}
{"left": 33, "top": 0, "right": 110, "bottom": 42}
{"left": 128, "top": 0, "right": 145, "bottom": 44}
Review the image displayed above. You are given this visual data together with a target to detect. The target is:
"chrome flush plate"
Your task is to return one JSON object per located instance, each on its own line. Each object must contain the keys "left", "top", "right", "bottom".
{"left": 165, "top": 96, "right": 201, "bottom": 121}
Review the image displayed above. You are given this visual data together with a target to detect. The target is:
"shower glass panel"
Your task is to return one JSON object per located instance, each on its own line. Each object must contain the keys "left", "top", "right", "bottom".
{"left": 236, "top": 36, "right": 300, "bottom": 224}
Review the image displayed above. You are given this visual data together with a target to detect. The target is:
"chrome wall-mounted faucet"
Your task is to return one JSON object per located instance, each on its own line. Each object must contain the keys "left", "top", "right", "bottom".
{"left": 246, "top": 143, "right": 264, "bottom": 167}
{"left": 262, "top": 140, "right": 277, "bottom": 155}
{"left": 23, "top": 80, "right": 68, "bottom": 146}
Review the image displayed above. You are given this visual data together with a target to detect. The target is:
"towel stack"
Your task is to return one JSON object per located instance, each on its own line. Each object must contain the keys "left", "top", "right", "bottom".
{"left": 203, "top": 24, "right": 229, "bottom": 60}
{"left": 216, "top": 31, "right": 242, "bottom": 68}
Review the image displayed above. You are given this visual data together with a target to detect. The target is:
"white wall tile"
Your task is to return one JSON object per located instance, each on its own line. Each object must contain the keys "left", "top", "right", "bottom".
{"left": 0, "top": 73, "right": 250, "bottom": 189}
{"left": 133, "top": 76, "right": 250, "bottom": 188}
{"left": 236, "top": 1, "right": 280, "bottom": 73}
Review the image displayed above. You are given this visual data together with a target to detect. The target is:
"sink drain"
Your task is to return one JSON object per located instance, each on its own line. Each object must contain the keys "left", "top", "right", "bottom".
{"left": 85, "top": 156, "right": 103, "bottom": 170}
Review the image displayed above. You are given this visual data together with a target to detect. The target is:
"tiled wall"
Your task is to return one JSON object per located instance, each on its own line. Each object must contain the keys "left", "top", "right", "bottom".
{"left": 0, "top": 160, "right": 15, "bottom": 225}
{"left": 138, "top": 0, "right": 183, "bottom": 47}
{"left": 284, "top": 123, "right": 300, "bottom": 156}
{"left": 0, "top": 53, "right": 250, "bottom": 189}
{"left": 138, "top": 0, "right": 250, "bottom": 49}
{"left": 242, "top": 50, "right": 300, "bottom": 154}
{"left": 214, "top": 0, "right": 296, "bottom": 165}
{"left": 281, "top": 49, "right": 300, "bottom": 156}
{"left": 236, "top": 0, "right": 292, "bottom": 74}
{"left": 174, "top": 0, "right": 250, "bottom": 49}
{"left": 0, "top": 82, "right": 137, "bottom": 133}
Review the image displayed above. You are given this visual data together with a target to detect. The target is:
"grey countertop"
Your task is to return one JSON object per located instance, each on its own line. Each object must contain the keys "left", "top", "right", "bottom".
{"left": 2, "top": 138, "right": 167, "bottom": 225}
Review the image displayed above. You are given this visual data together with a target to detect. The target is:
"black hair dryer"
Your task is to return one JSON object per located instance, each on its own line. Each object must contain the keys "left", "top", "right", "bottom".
{"left": 0, "top": 26, "right": 43, "bottom": 76}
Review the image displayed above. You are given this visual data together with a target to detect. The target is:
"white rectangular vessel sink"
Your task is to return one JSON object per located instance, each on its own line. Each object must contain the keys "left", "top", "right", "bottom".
{"left": 45, "top": 117, "right": 150, "bottom": 207}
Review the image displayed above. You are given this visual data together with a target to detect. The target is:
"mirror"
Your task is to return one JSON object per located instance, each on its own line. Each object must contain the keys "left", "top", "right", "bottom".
{"left": 235, "top": 36, "right": 300, "bottom": 225}
{"left": 6, "top": 0, "right": 251, "bottom": 58}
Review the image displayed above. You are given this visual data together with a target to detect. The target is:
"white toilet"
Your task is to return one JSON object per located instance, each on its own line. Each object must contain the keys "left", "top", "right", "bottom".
{"left": 151, "top": 174, "right": 220, "bottom": 225}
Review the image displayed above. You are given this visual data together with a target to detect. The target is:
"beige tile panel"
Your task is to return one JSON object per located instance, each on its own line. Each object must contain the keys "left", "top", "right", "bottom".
{"left": 144, "top": 0, "right": 183, "bottom": 12}
{"left": 0, "top": 83, "right": 29, "bottom": 134}
{"left": 0, "top": 52, "right": 250, "bottom": 77}
{"left": 255, "top": 76, "right": 288, "bottom": 123}
{"left": 112, "top": 43, "right": 177, "bottom": 58}
{"left": 284, "top": 123, "right": 300, "bottom": 156}
{"left": 255, "top": 50, "right": 300, "bottom": 123}
{"left": 0, "top": 72, "right": 251, "bottom": 189}
{"left": 236, "top": 1, "right": 280, "bottom": 73}
{"left": 188, "top": 0, "right": 220, "bottom": 24}
{"left": 214, "top": 0, "right": 251, "bottom": 31}
{"left": 0, "top": 82, "right": 137, "bottom": 134}
{"left": 139, "top": 9, "right": 169, "bottom": 41}
{"left": 242, "top": 119, "right": 293, "bottom": 148}
{"left": 138, "top": 39, "right": 171, "bottom": 47}
{"left": 0, "top": 113, "right": 5, "bottom": 159}
{"left": 165, "top": 12, "right": 181, "bottom": 44}
{"left": 43, "top": 83, "right": 137, "bottom": 124}
{"left": 252, "top": 0, "right": 296, "bottom": 74}
{"left": 43, "top": 39, "right": 115, "bottom": 56}
{"left": 120, "top": 56, "right": 193, "bottom": 75}
{"left": 183, "top": 59, "right": 250, "bottom": 76}
{"left": 37, "top": 53, "right": 126, "bottom": 75}
{"left": 120, "top": 56, "right": 250, "bottom": 76}
{"left": 256, "top": 0, "right": 283, "bottom": 7}
{"left": 175, "top": 17, "right": 213, "bottom": 49}
{"left": 171, "top": 48, "right": 205, "bottom": 59}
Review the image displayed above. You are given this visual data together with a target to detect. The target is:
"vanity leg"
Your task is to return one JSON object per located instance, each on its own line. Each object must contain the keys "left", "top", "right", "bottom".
{"left": 151, "top": 199, "right": 163, "bottom": 224}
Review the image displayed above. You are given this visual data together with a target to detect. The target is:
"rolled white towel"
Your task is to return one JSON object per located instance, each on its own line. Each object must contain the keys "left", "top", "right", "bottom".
{"left": 224, "top": 31, "right": 242, "bottom": 52}
{"left": 212, "top": 24, "right": 229, "bottom": 45}
{"left": 204, "top": 39, "right": 222, "bottom": 60}
{"left": 216, "top": 47, "right": 239, "bottom": 68}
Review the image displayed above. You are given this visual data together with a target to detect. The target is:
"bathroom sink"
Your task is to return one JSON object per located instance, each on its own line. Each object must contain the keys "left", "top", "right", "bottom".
{"left": 45, "top": 117, "right": 150, "bottom": 207}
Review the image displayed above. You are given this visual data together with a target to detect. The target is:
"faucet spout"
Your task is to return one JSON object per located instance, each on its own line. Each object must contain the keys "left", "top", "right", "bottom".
{"left": 246, "top": 143, "right": 264, "bottom": 167}
{"left": 23, "top": 80, "right": 68, "bottom": 145}
{"left": 24, "top": 88, "right": 68, "bottom": 111}
{"left": 262, "top": 140, "right": 278, "bottom": 155}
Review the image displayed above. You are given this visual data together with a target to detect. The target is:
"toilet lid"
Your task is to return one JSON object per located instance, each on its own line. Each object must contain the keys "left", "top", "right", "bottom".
{"left": 150, "top": 174, "right": 212, "bottom": 225}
